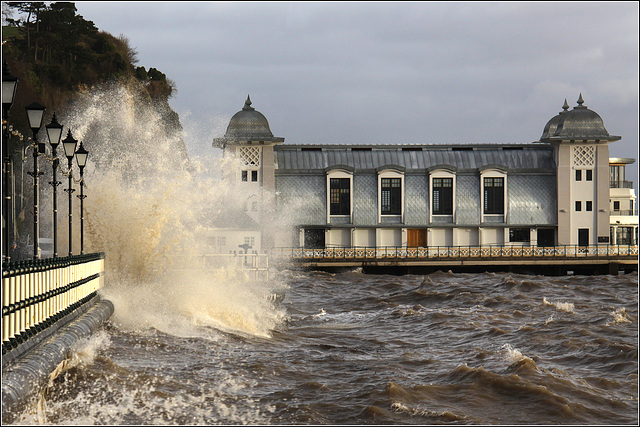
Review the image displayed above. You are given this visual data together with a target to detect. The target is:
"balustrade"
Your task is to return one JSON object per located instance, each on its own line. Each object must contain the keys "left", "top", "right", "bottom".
{"left": 2, "top": 253, "right": 105, "bottom": 354}
{"left": 271, "top": 245, "right": 639, "bottom": 260}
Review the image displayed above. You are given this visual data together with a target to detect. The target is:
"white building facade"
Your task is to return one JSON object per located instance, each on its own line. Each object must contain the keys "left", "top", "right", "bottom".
{"left": 212, "top": 95, "right": 637, "bottom": 252}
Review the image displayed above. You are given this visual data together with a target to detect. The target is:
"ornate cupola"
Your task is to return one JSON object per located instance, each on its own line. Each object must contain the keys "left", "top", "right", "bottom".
{"left": 539, "top": 94, "right": 621, "bottom": 143}
{"left": 542, "top": 95, "right": 621, "bottom": 247}
{"left": 213, "top": 95, "right": 285, "bottom": 148}
{"left": 212, "top": 96, "right": 285, "bottom": 236}
{"left": 540, "top": 99, "right": 570, "bottom": 141}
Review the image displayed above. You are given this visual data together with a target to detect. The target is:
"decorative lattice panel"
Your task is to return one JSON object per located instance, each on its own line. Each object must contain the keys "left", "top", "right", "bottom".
{"left": 573, "top": 146, "right": 595, "bottom": 167}
{"left": 239, "top": 146, "right": 261, "bottom": 166}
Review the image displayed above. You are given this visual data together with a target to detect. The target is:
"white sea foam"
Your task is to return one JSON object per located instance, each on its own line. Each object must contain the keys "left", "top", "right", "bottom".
{"left": 543, "top": 297, "right": 575, "bottom": 313}
{"left": 66, "top": 330, "right": 112, "bottom": 369}
{"left": 608, "top": 307, "right": 632, "bottom": 325}
{"left": 501, "top": 343, "right": 534, "bottom": 366}
{"left": 391, "top": 402, "right": 465, "bottom": 421}
{"left": 22, "top": 372, "right": 271, "bottom": 425}
{"left": 56, "top": 83, "right": 290, "bottom": 339}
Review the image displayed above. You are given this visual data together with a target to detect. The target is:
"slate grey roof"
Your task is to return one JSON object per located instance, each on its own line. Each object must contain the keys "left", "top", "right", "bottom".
{"left": 274, "top": 143, "right": 555, "bottom": 173}
{"left": 539, "top": 94, "right": 620, "bottom": 142}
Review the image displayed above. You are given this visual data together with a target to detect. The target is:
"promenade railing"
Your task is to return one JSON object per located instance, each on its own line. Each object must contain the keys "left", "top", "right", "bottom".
{"left": 271, "top": 245, "right": 639, "bottom": 261}
{"left": 2, "top": 253, "right": 105, "bottom": 355}
{"left": 155, "top": 252, "right": 270, "bottom": 281}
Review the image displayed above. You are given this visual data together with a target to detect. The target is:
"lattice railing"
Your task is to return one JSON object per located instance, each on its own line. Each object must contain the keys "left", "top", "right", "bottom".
{"left": 271, "top": 245, "right": 639, "bottom": 260}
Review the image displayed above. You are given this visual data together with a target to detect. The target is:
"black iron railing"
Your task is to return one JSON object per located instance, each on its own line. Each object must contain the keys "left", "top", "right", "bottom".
{"left": 2, "top": 253, "right": 105, "bottom": 354}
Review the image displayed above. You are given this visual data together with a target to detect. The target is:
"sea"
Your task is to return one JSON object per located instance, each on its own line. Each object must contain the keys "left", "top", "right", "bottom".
{"left": 9, "top": 267, "right": 638, "bottom": 425}
{"left": 7, "top": 84, "right": 638, "bottom": 425}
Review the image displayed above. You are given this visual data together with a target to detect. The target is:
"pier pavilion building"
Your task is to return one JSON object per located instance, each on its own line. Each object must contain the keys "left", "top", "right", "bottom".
{"left": 212, "top": 95, "right": 638, "bottom": 255}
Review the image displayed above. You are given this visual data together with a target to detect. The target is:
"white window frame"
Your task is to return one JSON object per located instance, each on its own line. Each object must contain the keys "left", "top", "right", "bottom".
{"left": 480, "top": 169, "right": 507, "bottom": 223}
{"left": 326, "top": 170, "right": 353, "bottom": 222}
{"left": 377, "top": 169, "right": 404, "bottom": 223}
{"left": 429, "top": 169, "right": 456, "bottom": 222}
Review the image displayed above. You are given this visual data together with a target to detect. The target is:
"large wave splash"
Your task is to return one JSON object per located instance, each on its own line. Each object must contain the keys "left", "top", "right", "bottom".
{"left": 57, "top": 82, "right": 286, "bottom": 338}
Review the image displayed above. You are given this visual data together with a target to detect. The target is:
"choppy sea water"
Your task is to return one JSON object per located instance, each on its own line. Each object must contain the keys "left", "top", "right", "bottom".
{"left": 11, "top": 269, "right": 638, "bottom": 425}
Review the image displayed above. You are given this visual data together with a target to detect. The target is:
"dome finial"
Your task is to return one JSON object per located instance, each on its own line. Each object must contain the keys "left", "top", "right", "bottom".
{"left": 577, "top": 93, "right": 584, "bottom": 106}
{"left": 243, "top": 94, "right": 254, "bottom": 111}
{"left": 562, "top": 99, "right": 569, "bottom": 111}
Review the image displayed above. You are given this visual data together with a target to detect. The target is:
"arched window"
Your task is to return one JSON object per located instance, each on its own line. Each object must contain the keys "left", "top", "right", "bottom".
{"left": 429, "top": 167, "right": 456, "bottom": 219}
{"left": 377, "top": 167, "right": 405, "bottom": 222}
{"left": 480, "top": 168, "right": 507, "bottom": 220}
{"left": 326, "top": 168, "right": 353, "bottom": 221}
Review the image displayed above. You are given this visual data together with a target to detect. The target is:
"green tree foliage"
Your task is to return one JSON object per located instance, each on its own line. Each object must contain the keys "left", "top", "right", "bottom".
{"left": 3, "top": 1, "right": 173, "bottom": 98}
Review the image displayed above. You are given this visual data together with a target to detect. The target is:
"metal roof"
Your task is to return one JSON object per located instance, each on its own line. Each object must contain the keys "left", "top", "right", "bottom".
{"left": 274, "top": 144, "right": 555, "bottom": 172}
{"left": 539, "top": 95, "right": 620, "bottom": 142}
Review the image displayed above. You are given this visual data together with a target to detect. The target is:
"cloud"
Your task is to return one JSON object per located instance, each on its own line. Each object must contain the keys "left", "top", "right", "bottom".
{"left": 72, "top": 1, "right": 638, "bottom": 175}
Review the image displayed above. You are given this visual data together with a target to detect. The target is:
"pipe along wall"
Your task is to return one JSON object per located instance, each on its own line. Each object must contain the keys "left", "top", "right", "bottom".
{"left": 2, "top": 254, "right": 113, "bottom": 422}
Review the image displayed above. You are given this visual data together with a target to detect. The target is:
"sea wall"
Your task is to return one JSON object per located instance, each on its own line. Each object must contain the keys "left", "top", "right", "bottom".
{"left": 2, "top": 253, "right": 112, "bottom": 423}
{"left": 1, "top": 296, "right": 114, "bottom": 423}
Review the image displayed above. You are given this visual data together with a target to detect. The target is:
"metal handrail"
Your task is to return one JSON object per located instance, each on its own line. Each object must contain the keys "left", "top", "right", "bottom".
{"left": 271, "top": 245, "right": 639, "bottom": 260}
{"left": 611, "top": 209, "right": 639, "bottom": 216}
{"left": 2, "top": 252, "right": 106, "bottom": 355}
{"left": 610, "top": 180, "right": 635, "bottom": 189}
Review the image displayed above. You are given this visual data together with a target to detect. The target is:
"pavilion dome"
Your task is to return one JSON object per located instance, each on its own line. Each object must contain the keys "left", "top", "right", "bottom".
{"left": 540, "top": 99, "right": 570, "bottom": 140}
{"left": 224, "top": 95, "right": 274, "bottom": 139}
{"left": 540, "top": 94, "right": 619, "bottom": 142}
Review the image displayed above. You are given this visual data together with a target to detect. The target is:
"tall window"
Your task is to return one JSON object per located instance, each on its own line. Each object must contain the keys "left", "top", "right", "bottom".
{"left": 330, "top": 178, "right": 350, "bottom": 215}
{"left": 432, "top": 178, "right": 453, "bottom": 214}
{"left": 483, "top": 177, "right": 504, "bottom": 214}
{"left": 381, "top": 178, "right": 402, "bottom": 215}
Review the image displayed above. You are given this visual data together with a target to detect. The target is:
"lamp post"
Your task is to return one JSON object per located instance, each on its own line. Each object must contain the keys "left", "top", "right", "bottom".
{"left": 25, "top": 101, "right": 46, "bottom": 259}
{"left": 46, "top": 114, "right": 63, "bottom": 258}
{"left": 75, "top": 142, "right": 88, "bottom": 254}
{"left": 2, "top": 61, "right": 18, "bottom": 262}
{"left": 62, "top": 130, "right": 77, "bottom": 256}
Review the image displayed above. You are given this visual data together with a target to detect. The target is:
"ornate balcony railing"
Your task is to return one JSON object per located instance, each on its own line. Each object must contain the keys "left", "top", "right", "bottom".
{"left": 610, "top": 180, "right": 635, "bottom": 189}
{"left": 2, "top": 253, "right": 105, "bottom": 356}
{"left": 611, "top": 209, "right": 639, "bottom": 217}
{"left": 271, "top": 245, "right": 639, "bottom": 261}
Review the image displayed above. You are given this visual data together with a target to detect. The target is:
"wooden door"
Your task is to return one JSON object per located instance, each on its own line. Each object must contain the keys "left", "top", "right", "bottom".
{"left": 407, "top": 229, "right": 427, "bottom": 247}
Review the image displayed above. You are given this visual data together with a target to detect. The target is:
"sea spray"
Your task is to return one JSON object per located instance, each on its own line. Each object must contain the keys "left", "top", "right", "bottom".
{"left": 55, "top": 82, "right": 287, "bottom": 338}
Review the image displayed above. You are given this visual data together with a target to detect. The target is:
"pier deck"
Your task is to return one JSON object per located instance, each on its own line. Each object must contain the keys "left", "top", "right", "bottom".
{"left": 272, "top": 245, "right": 638, "bottom": 275}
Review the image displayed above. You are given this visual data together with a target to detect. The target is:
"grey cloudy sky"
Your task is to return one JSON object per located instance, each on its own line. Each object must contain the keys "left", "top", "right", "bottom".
{"left": 74, "top": 1, "right": 638, "bottom": 178}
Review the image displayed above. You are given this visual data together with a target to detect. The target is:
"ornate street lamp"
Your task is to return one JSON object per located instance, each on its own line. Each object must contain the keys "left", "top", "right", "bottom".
{"left": 46, "top": 114, "right": 63, "bottom": 258}
{"left": 2, "top": 61, "right": 18, "bottom": 115}
{"left": 2, "top": 61, "right": 18, "bottom": 262}
{"left": 75, "top": 142, "right": 88, "bottom": 254}
{"left": 25, "top": 101, "right": 46, "bottom": 259}
{"left": 62, "top": 130, "right": 77, "bottom": 256}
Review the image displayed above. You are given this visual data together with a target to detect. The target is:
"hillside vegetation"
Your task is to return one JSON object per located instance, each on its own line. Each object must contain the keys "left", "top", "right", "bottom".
{"left": 2, "top": 1, "right": 188, "bottom": 251}
{"left": 2, "top": 1, "right": 183, "bottom": 151}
